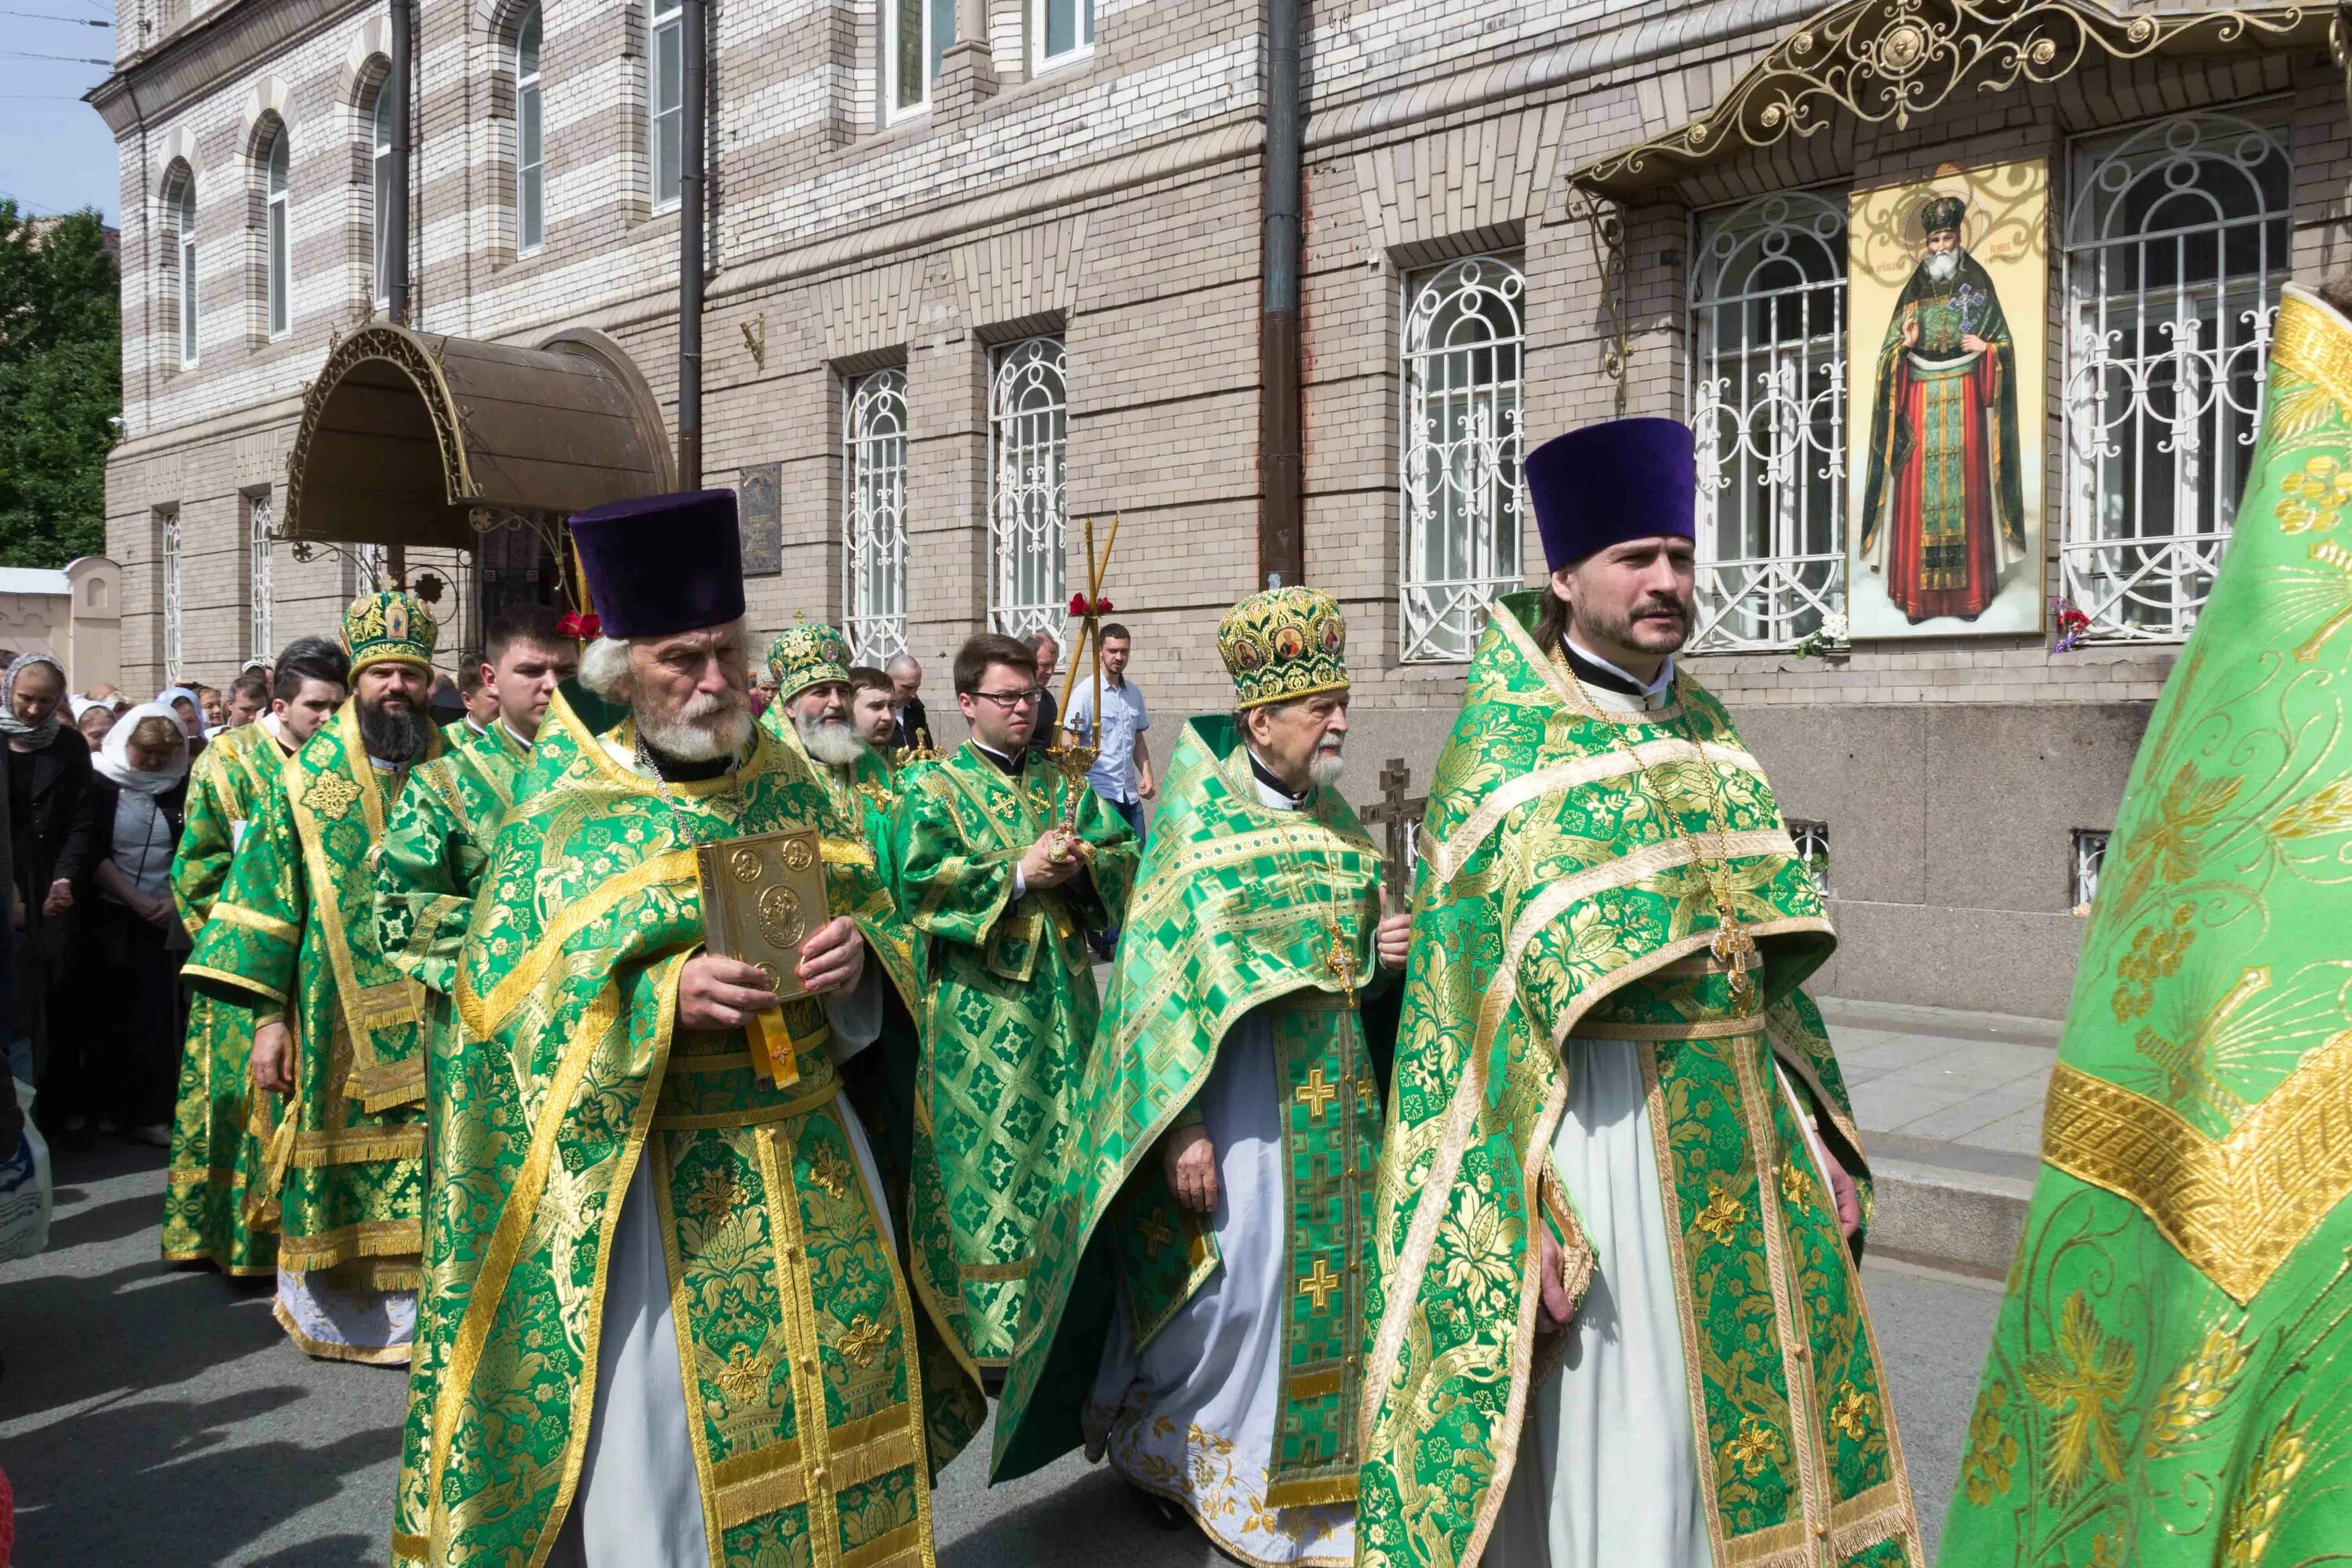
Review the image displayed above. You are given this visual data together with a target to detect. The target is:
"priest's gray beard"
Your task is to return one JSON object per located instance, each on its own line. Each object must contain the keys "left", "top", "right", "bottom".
{"left": 358, "top": 696, "right": 434, "bottom": 764}
{"left": 794, "top": 713, "right": 866, "bottom": 768}
{"left": 1924, "top": 249, "right": 1961, "bottom": 282}
{"left": 637, "top": 688, "right": 753, "bottom": 763}
{"left": 1307, "top": 739, "right": 1345, "bottom": 790}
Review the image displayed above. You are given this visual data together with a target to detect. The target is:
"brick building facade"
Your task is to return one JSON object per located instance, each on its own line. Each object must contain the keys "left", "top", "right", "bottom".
{"left": 90, "top": 0, "right": 2342, "bottom": 1016}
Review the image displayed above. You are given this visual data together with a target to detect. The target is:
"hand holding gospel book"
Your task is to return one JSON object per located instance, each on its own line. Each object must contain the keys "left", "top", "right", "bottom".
{"left": 695, "top": 826, "right": 833, "bottom": 1086}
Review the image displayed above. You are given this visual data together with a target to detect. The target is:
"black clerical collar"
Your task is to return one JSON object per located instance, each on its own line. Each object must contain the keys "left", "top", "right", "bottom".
{"left": 638, "top": 736, "right": 734, "bottom": 783}
{"left": 972, "top": 740, "right": 1026, "bottom": 777}
{"left": 1561, "top": 637, "right": 1667, "bottom": 699}
{"left": 1246, "top": 749, "right": 1309, "bottom": 808}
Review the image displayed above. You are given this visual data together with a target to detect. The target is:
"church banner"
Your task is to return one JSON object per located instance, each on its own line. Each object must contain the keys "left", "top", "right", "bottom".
{"left": 1846, "top": 158, "right": 2049, "bottom": 638}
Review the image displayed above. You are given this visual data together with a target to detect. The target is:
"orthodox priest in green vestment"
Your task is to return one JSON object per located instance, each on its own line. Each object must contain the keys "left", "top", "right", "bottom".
{"left": 1939, "top": 282, "right": 2352, "bottom": 1565}
{"left": 417, "top": 491, "right": 976, "bottom": 1568}
{"left": 374, "top": 605, "right": 575, "bottom": 1563}
{"left": 1358, "top": 418, "right": 1919, "bottom": 1568}
{"left": 892, "top": 631, "right": 1142, "bottom": 1375}
{"left": 183, "top": 592, "right": 447, "bottom": 1363}
{"left": 994, "top": 587, "right": 1412, "bottom": 1566}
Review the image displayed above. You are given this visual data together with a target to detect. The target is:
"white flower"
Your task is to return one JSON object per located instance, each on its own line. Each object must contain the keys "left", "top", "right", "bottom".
{"left": 1821, "top": 611, "right": 1849, "bottom": 643}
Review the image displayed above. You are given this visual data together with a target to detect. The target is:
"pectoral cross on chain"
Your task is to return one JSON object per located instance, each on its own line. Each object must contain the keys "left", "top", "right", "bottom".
{"left": 1359, "top": 757, "right": 1426, "bottom": 917}
{"left": 1708, "top": 873, "right": 1759, "bottom": 1008}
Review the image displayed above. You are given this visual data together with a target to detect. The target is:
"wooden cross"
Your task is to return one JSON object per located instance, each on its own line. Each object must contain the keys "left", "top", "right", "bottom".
{"left": 1135, "top": 1213, "right": 1174, "bottom": 1253}
{"left": 1359, "top": 757, "right": 1426, "bottom": 916}
{"left": 1298, "top": 1258, "right": 1343, "bottom": 1314}
{"left": 1294, "top": 1065, "right": 1338, "bottom": 1122}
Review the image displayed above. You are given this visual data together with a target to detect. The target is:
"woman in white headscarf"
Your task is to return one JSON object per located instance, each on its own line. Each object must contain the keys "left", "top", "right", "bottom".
{"left": 156, "top": 686, "right": 209, "bottom": 763}
{"left": 83, "top": 705, "right": 191, "bottom": 1145}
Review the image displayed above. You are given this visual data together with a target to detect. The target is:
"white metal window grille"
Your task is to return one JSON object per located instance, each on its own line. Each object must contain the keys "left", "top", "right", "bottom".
{"left": 2062, "top": 108, "right": 2292, "bottom": 642}
{"left": 884, "top": 0, "right": 956, "bottom": 122}
{"left": 988, "top": 337, "right": 1068, "bottom": 640}
{"left": 1400, "top": 254, "right": 1526, "bottom": 662}
{"left": 248, "top": 491, "right": 275, "bottom": 659}
{"left": 162, "top": 511, "right": 183, "bottom": 682}
{"left": 2072, "top": 828, "right": 2111, "bottom": 911}
{"left": 1688, "top": 191, "right": 1848, "bottom": 651}
{"left": 1786, "top": 818, "right": 1831, "bottom": 898}
{"left": 844, "top": 369, "right": 910, "bottom": 661}
{"left": 172, "top": 170, "right": 198, "bottom": 367}
{"left": 517, "top": 8, "right": 544, "bottom": 252}
{"left": 368, "top": 82, "right": 394, "bottom": 307}
{"left": 263, "top": 123, "right": 291, "bottom": 337}
{"left": 649, "top": 0, "right": 682, "bottom": 209}
{"left": 1032, "top": 0, "right": 1093, "bottom": 71}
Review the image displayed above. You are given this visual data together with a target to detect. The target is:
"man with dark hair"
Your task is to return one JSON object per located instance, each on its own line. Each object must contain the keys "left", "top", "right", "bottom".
{"left": 848, "top": 663, "right": 899, "bottom": 752}
{"left": 1062, "top": 620, "right": 1153, "bottom": 840}
{"left": 1028, "top": 630, "right": 1061, "bottom": 760}
{"left": 225, "top": 669, "right": 270, "bottom": 728}
{"left": 162, "top": 634, "right": 349, "bottom": 1276}
{"left": 452, "top": 655, "right": 494, "bottom": 739}
{"left": 186, "top": 593, "right": 445, "bottom": 1363}
{"left": 892, "top": 631, "right": 1140, "bottom": 1379}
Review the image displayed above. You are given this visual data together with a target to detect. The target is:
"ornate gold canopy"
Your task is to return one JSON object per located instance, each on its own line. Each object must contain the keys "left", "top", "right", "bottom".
{"left": 280, "top": 324, "right": 674, "bottom": 550}
{"left": 1570, "top": 0, "right": 2320, "bottom": 201}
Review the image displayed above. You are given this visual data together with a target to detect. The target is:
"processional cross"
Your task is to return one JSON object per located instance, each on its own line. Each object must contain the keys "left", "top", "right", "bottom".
{"left": 1359, "top": 757, "right": 1427, "bottom": 916}
{"left": 1045, "top": 513, "right": 1121, "bottom": 842}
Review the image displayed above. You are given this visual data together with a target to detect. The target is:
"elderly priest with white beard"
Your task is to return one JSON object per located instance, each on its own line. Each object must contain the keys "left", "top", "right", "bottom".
{"left": 410, "top": 491, "right": 974, "bottom": 1568}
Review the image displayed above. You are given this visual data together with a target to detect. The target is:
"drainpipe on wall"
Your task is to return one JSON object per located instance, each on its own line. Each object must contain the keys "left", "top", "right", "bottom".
{"left": 386, "top": 0, "right": 411, "bottom": 327}
{"left": 677, "top": 0, "right": 707, "bottom": 488}
{"left": 1258, "top": 0, "right": 1305, "bottom": 590}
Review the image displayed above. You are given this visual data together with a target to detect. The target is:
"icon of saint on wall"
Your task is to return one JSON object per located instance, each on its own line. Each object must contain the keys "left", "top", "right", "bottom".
{"left": 1857, "top": 193, "right": 2027, "bottom": 622}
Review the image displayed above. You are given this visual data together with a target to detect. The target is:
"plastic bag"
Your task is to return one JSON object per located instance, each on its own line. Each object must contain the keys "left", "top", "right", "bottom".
{"left": 0, "top": 1078, "right": 52, "bottom": 1263}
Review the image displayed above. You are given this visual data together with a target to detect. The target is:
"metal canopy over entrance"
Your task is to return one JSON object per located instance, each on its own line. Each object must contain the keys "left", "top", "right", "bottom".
{"left": 280, "top": 324, "right": 673, "bottom": 550}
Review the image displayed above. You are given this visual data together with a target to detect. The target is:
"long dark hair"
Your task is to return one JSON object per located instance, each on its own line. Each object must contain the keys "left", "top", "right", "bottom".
{"left": 1533, "top": 579, "right": 1570, "bottom": 654}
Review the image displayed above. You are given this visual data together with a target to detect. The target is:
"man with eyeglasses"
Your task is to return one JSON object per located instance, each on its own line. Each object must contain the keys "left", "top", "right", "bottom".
{"left": 892, "top": 631, "right": 1141, "bottom": 1385}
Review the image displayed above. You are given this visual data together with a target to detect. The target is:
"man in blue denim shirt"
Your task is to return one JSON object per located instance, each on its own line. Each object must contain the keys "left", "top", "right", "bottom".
{"left": 1061, "top": 622, "right": 1154, "bottom": 840}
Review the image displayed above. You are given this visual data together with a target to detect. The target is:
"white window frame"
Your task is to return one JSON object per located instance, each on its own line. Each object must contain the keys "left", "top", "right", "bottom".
{"left": 263, "top": 122, "right": 292, "bottom": 339}
{"left": 1029, "top": 0, "right": 1093, "bottom": 74}
{"left": 2071, "top": 829, "right": 2111, "bottom": 912}
{"left": 2060, "top": 105, "right": 2293, "bottom": 644}
{"left": 172, "top": 170, "right": 198, "bottom": 368}
{"left": 1686, "top": 189, "right": 1849, "bottom": 652}
{"left": 247, "top": 489, "right": 275, "bottom": 659}
{"left": 1399, "top": 252, "right": 1526, "bottom": 663}
{"left": 648, "top": 0, "right": 683, "bottom": 211}
{"left": 516, "top": 6, "right": 545, "bottom": 253}
{"left": 843, "top": 368, "right": 910, "bottom": 661}
{"left": 882, "top": 0, "right": 955, "bottom": 123}
{"left": 161, "top": 510, "right": 184, "bottom": 682}
{"left": 988, "top": 336, "right": 1069, "bottom": 639}
{"left": 368, "top": 81, "right": 395, "bottom": 308}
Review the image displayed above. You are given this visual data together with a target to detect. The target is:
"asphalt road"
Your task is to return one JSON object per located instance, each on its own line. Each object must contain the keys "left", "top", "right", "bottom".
{"left": 2, "top": 1144, "right": 1999, "bottom": 1566}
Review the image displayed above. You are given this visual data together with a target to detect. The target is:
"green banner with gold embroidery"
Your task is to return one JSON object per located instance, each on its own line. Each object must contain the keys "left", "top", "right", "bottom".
{"left": 1356, "top": 593, "right": 1918, "bottom": 1568}
{"left": 993, "top": 716, "right": 1391, "bottom": 1497}
{"left": 1940, "top": 283, "right": 2352, "bottom": 1566}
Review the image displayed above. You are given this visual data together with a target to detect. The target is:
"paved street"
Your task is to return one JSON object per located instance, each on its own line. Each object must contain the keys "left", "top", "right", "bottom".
{"left": 2, "top": 1140, "right": 1998, "bottom": 1565}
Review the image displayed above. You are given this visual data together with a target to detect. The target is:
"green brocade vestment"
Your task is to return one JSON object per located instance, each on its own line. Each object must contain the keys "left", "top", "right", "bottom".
{"left": 183, "top": 700, "right": 441, "bottom": 1308}
{"left": 162, "top": 719, "right": 292, "bottom": 1275}
{"left": 1356, "top": 595, "right": 1919, "bottom": 1568}
{"left": 993, "top": 717, "right": 1394, "bottom": 1510}
{"left": 1939, "top": 283, "right": 2352, "bottom": 1565}
{"left": 419, "top": 698, "right": 976, "bottom": 1568}
{"left": 893, "top": 741, "right": 1140, "bottom": 1370}
{"left": 373, "top": 716, "right": 529, "bottom": 1563}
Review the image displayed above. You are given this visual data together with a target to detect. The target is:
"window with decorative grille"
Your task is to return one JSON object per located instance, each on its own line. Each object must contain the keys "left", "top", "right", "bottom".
{"left": 2061, "top": 106, "right": 2292, "bottom": 643}
{"left": 1688, "top": 191, "right": 1848, "bottom": 652}
{"left": 989, "top": 337, "right": 1068, "bottom": 641}
{"left": 1788, "top": 818, "right": 1831, "bottom": 898}
{"left": 247, "top": 489, "right": 275, "bottom": 660}
{"left": 844, "top": 369, "right": 910, "bottom": 662}
{"left": 1400, "top": 253, "right": 1525, "bottom": 662}
{"left": 2072, "top": 829, "right": 2111, "bottom": 913}
{"left": 161, "top": 510, "right": 183, "bottom": 682}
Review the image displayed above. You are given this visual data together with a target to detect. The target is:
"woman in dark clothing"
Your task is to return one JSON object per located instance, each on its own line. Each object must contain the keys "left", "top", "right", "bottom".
{"left": 84, "top": 705, "right": 191, "bottom": 1145}
{"left": 1, "top": 655, "right": 96, "bottom": 1145}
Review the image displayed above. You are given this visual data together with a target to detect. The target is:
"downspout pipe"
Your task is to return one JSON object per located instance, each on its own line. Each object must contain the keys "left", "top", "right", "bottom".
{"left": 386, "top": 0, "right": 411, "bottom": 326}
{"left": 1258, "top": 0, "right": 1304, "bottom": 589}
{"left": 677, "top": 0, "right": 706, "bottom": 488}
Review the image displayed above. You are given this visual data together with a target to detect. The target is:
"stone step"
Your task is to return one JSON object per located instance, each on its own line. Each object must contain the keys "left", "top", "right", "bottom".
{"left": 1859, "top": 1130, "right": 2039, "bottom": 1279}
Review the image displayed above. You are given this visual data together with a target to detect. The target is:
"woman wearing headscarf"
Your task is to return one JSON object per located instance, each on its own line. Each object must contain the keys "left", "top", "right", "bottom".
{"left": 2, "top": 654, "right": 97, "bottom": 1147}
{"left": 83, "top": 705, "right": 191, "bottom": 1146}
{"left": 71, "top": 698, "right": 114, "bottom": 753}
{"left": 158, "top": 686, "right": 209, "bottom": 763}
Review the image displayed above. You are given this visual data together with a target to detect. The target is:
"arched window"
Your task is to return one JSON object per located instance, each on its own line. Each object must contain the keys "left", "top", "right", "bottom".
{"left": 843, "top": 368, "right": 909, "bottom": 661}
{"left": 161, "top": 509, "right": 184, "bottom": 682}
{"left": 260, "top": 119, "right": 292, "bottom": 337}
{"left": 247, "top": 488, "right": 274, "bottom": 659}
{"left": 648, "top": 0, "right": 681, "bottom": 209}
{"left": 988, "top": 337, "right": 1068, "bottom": 639}
{"left": 2061, "top": 107, "right": 2292, "bottom": 642}
{"left": 1400, "top": 254, "right": 1525, "bottom": 662}
{"left": 367, "top": 78, "right": 395, "bottom": 306}
{"left": 515, "top": 6, "right": 544, "bottom": 252}
{"left": 166, "top": 165, "right": 198, "bottom": 367}
{"left": 1687, "top": 190, "right": 1849, "bottom": 651}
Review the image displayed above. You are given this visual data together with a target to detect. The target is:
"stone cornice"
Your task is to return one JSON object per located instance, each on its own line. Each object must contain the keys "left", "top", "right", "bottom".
{"left": 86, "top": 0, "right": 376, "bottom": 136}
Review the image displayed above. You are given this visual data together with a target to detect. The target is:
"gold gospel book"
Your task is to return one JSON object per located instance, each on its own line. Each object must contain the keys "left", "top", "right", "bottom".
{"left": 695, "top": 827, "right": 831, "bottom": 1083}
